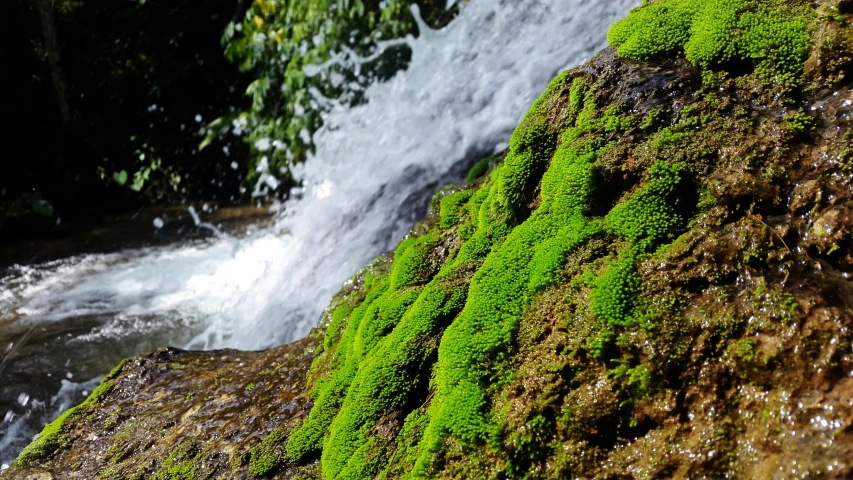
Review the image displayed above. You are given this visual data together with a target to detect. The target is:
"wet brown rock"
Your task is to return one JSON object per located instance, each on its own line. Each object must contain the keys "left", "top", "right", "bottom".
{"left": 806, "top": 201, "right": 853, "bottom": 253}
{"left": 790, "top": 179, "right": 825, "bottom": 213}
{"left": 0, "top": 336, "right": 320, "bottom": 480}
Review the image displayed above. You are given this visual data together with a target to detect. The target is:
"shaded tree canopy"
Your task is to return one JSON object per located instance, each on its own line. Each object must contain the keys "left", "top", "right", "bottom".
{"left": 1, "top": 0, "right": 251, "bottom": 219}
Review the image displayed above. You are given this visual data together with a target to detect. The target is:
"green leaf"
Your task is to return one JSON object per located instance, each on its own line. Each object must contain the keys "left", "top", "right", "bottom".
{"left": 113, "top": 170, "right": 128, "bottom": 185}
{"left": 32, "top": 199, "right": 54, "bottom": 217}
{"left": 199, "top": 135, "right": 214, "bottom": 151}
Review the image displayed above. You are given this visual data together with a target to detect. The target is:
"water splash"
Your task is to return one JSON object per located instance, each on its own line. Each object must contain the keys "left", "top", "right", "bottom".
{"left": 196, "top": 0, "right": 638, "bottom": 349}
{"left": 0, "top": 0, "right": 637, "bottom": 464}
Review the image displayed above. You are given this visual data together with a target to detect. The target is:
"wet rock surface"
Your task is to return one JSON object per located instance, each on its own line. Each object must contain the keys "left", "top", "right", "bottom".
{"left": 7, "top": 2, "right": 853, "bottom": 478}
{"left": 0, "top": 336, "right": 319, "bottom": 479}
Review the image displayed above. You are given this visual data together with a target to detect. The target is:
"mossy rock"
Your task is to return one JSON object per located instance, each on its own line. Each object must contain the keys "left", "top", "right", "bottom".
{"left": 1, "top": 339, "right": 320, "bottom": 480}
{"left": 7, "top": 2, "right": 853, "bottom": 479}
{"left": 281, "top": 2, "right": 853, "bottom": 478}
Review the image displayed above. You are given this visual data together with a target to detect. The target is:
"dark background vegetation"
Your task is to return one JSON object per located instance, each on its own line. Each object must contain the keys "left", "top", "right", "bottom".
{"left": 0, "top": 0, "right": 251, "bottom": 228}
{"left": 0, "top": 0, "right": 455, "bottom": 247}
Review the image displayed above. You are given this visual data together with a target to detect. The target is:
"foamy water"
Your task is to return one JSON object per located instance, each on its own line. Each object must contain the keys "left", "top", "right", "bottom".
{"left": 0, "top": 0, "right": 637, "bottom": 466}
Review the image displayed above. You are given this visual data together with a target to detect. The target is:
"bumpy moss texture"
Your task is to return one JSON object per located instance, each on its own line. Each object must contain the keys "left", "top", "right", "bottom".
{"left": 10, "top": 1, "right": 853, "bottom": 479}
{"left": 276, "top": 1, "right": 853, "bottom": 478}
{"left": 607, "top": 0, "right": 812, "bottom": 86}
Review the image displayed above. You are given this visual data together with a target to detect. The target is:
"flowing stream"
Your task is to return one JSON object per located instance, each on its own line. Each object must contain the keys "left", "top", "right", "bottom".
{"left": 0, "top": 0, "right": 636, "bottom": 466}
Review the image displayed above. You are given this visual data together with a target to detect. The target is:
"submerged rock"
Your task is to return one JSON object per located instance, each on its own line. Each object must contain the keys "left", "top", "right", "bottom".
{"left": 6, "top": 1, "right": 853, "bottom": 478}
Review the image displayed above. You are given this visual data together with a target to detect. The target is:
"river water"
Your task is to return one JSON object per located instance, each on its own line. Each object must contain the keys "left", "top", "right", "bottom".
{"left": 0, "top": 0, "right": 636, "bottom": 466}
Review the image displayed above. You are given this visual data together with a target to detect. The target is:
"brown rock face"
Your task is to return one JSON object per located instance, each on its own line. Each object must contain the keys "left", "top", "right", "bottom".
{"left": 1, "top": 336, "right": 319, "bottom": 480}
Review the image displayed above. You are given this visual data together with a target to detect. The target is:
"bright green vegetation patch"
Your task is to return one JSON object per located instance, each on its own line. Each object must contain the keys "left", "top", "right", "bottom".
{"left": 12, "top": 406, "right": 76, "bottom": 469}
{"left": 282, "top": 79, "right": 583, "bottom": 477}
{"left": 249, "top": 428, "right": 287, "bottom": 477}
{"left": 465, "top": 156, "right": 493, "bottom": 183}
{"left": 608, "top": 0, "right": 813, "bottom": 86}
{"left": 593, "top": 161, "right": 687, "bottom": 327}
{"left": 284, "top": 3, "right": 834, "bottom": 470}
{"left": 152, "top": 441, "right": 203, "bottom": 480}
{"left": 285, "top": 216, "right": 466, "bottom": 478}
{"left": 784, "top": 110, "right": 816, "bottom": 134}
{"left": 439, "top": 190, "right": 474, "bottom": 229}
{"left": 14, "top": 359, "right": 129, "bottom": 468}
{"left": 284, "top": 64, "right": 703, "bottom": 479}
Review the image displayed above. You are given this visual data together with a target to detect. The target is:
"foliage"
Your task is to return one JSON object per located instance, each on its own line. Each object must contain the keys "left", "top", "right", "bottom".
{"left": 439, "top": 190, "right": 474, "bottom": 229}
{"left": 214, "top": 0, "right": 454, "bottom": 191}
{"left": 5, "top": 192, "right": 55, "bottom": 218}
{"left": 2, "top": 0, "right": 249, "bottom": 217}
{"left": 152, "top": 441, "right": 202, "bottom": 480}
{"left": 278, "top": 67, "right": 698, "bottom": 478}
{"left": 465, "top": 156, "right": 492, "bottom": 183}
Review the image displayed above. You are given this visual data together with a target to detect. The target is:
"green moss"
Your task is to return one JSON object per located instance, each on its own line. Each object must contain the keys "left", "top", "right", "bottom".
{"left": 602, "top": 104, "right": 635, "bottom": 132}
{"left": 389, "top": 232, "right": 439, "bottom": 290}
{"left": 642, "top": 108, "right": 669, "bottom": 131}
{"left": 784, "top": 110, "right": 816, "bottom": 134}
{"left": 696, "top": 188, "right": 717, "bottom": 212}
{"left": 608, "top": 0, "right": 812, "bottom": 86}
{"left": 607, "top": 0, "right": 701, "bottom": 60}
{"left": 739, "top": 11, "right": 811, "bottom": 86}
{"left": 606, "top": 161, "right": 686, "bottom": 245}
{"left": 286, "top": 72, "right": 575, "bottom": 480}
{"left": 569, "top": 77, "right": 588, "bottom": 116}
{"left": 249, "top": 429, "right": 287, "bottom": 477}
{"left": 319, "top": 275, "right": 469, "bottom": 479}
{"left": 103, "top": 407, "right": 121, "bottom": 431}
{"left": 287, "top": 227, "right": 450, "bottom": 472}
{"left": 593, "top": 161, "right": 688, "bottom": 328}
{"left": 324, "top": 304, "right": 356, "bottom": 351}
{"left": 98, "top": 419, "right": 143, "bottom": 479}
{"left": 751, "top": 279, "right": 799, "bottom": 325}
{"left": 14, "top": 359, "right": 130, "bottom": 468}
{"left": 591, "top": 247, "right": 643, "bottom": 328}
{"left": 290, "top": 64, "right": 701, "bottom": 477}
{"left": 13, "top": 407, "right": 75, "bottom": 468}
{"left": 439, "top": 190, "right": 474, "bottom": 229}
{"left": 465, "top": 157, "right": 492, "bottom": 183}
{"left": 609, "top": 361, "right": 653, "bottom": 398}
{"left": 292, "top": 50, "right": 711, "bottom": 477}
{"left": 414, "top": 79, "right": 608, "bottom": 476}
{"left": 378, "top": 409, "right": 428, "bottom": 480}
{"left": 483, "top": 71, "right": 566, "bottom": 222}
{"left": 152, "top": 441, "right": 203, "bottom": 480}
{"left": 729, "top": 338, "right": 757, "bottom": 362}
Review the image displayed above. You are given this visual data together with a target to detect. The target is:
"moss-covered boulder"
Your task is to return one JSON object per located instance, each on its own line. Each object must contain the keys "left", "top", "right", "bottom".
{"left": 7, "top": 0, "right": 853, "bottom": 478}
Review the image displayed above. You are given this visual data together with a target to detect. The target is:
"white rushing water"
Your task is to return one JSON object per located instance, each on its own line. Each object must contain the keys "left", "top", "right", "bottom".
{"left": 0, "top": 0, "right": 637, "bottom": 466}
{"left": 197, "top": 0, "right": 639, "bottom": 349}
